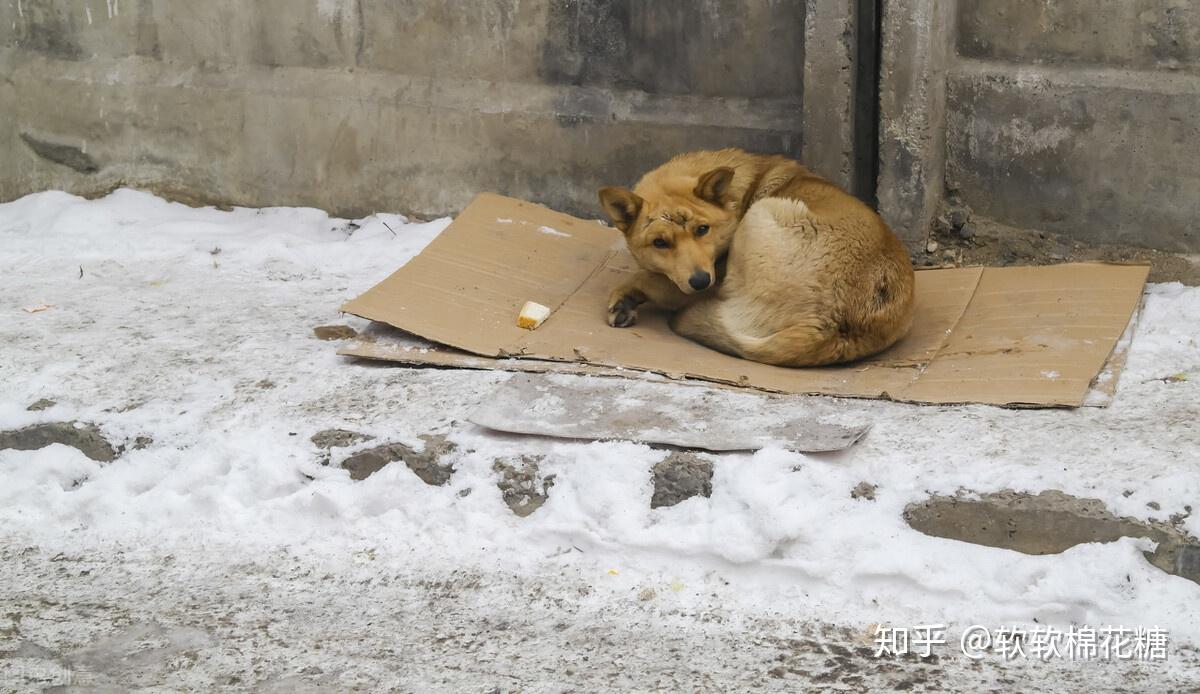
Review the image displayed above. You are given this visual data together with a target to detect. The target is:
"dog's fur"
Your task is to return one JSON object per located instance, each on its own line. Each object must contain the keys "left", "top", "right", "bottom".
{"left": 597, "top": 148, "right": 915, "bottom": 367}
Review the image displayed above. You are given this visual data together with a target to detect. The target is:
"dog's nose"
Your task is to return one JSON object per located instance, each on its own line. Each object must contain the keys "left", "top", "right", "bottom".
{"left": 688, "top": 270, "right": 712, "bottom": 291}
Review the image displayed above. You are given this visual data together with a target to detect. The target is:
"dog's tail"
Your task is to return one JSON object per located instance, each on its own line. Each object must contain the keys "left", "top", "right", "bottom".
{"left": 672, "top": 301, "right": 859, "bottom": 367}
{"left": 727, "top": 323, "right": 850, "bottom": 367}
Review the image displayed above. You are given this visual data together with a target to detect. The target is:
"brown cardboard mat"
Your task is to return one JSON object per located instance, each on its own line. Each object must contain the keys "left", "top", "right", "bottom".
{"left": 341, "top": 194, "right": 1149, "bottom": 408}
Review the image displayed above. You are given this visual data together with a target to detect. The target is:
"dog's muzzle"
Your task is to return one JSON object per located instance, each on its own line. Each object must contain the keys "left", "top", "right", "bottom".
{"left": 688, "top": 270, "right": 712, "bottom": 291}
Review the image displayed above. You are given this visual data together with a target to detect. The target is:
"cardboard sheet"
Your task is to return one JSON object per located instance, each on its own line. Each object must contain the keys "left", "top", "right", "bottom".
{"left": 341, "top": 194, "right": 1149, "bottom": 408}
{"left": 469, "top": 373, "right": 870, "bottom": 453}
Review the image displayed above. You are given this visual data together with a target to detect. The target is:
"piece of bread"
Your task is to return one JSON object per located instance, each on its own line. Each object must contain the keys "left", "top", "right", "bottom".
{"left": 517, "top": 301, "right": 551, "bottom": 330}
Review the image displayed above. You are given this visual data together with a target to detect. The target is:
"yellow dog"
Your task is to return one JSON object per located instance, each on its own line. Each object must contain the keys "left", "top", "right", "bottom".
{"left": 598, "top": 148, "right": 914, "bottom": 366}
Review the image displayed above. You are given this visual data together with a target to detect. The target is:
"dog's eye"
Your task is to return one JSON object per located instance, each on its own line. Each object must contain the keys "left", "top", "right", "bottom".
{"left": 695, "top": 225, "right": 710, "bottom": 237}
{"left": 652, "top": 238, "right": 670, "bottom": 249}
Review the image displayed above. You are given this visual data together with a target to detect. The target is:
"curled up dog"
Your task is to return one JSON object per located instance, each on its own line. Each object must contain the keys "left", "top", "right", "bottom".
{"left": 598, "top": 148, "right": 915, "bottom": 367}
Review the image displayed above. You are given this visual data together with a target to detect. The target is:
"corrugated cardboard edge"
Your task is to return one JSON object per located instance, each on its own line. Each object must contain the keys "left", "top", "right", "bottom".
{"left": 1081, "top": 295, "right": 1145, "bottom": 407}
{"left": 337, "top": 265, "right": 1151, "bottom": 409}
{"left": 336, "top": 283, "right": 1146, "bottom": 410}
{"left": 338, "top": 322, "right": 673, "bottom": 381}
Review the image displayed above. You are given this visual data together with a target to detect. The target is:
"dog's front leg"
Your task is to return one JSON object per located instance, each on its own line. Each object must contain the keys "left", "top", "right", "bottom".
{"left": 607, "top": 271, "right": 691, "bottom": 328}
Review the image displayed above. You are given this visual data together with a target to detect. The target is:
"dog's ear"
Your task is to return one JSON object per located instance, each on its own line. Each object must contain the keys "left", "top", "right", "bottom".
{"left": 598, "top": 187, "right": 644, "bottom": 233}
{"left": 694, "top": 167, "right": 735, "bottom": 205}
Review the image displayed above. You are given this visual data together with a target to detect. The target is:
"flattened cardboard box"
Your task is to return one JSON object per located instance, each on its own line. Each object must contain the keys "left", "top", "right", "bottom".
{"left": 341, "top": 194, "right": 1149, "bottom": 408}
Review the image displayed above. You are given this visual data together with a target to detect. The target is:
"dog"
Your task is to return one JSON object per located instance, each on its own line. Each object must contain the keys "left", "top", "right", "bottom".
{"left": 597, "top": 148, "right": 915, "bottom": 367}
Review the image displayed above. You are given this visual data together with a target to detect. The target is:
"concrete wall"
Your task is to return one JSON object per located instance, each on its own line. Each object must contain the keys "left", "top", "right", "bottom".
{"left": 11, "top": 1, "right": 1192, "bottom": 251}
{"left": 880, "top": 0, "right": 1200, "bottom": 252}
{"left": 0, "top": 1, "right": 866, "bottom": 220}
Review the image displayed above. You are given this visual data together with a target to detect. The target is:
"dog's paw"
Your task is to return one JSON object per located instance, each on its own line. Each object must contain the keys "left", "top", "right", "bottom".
{"left": 608, "top": 308, "right": 638, "bottom": 328}
{"left": 607, "top": 296, "right": 639, "bottom": 328}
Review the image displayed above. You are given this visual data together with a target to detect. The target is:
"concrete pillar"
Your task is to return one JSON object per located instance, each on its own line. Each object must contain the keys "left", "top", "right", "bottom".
{"left": 802, "top": 0, "right": 857, "bottom": 193}
{"left": 875, "top": 0, "right": 955, "bottom": 247}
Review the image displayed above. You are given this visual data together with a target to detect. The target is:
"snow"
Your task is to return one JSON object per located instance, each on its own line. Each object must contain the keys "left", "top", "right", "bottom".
{"left": 1, "top": 189, "right": 1199, "bottom": 688}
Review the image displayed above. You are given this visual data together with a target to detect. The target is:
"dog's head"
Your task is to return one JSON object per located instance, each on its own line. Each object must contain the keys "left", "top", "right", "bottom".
{"left": 598, "top": 167, "right": 738, "bottom": 295}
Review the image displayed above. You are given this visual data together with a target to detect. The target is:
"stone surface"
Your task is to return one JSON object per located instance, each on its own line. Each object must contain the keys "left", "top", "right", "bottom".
{"left": 493, "top": 455, "right": 555, "bottom": 517}
{"left": 650, "top": 452, "right": 713, "bottom": 509}
{"left": 25, "top": 398, "right": 56, "bottom": 411}
{"left": 905, "top": 490, "right": 1200, "bottom": 585}
{"left": 946, "top": 205, "right": 970, "bottom": 231}
{"left": 0, "top": 421, "right": 118, "bottom": 462}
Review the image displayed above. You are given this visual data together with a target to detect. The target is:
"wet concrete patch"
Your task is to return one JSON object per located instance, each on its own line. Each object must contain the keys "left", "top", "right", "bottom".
{"left": 313, "top": 428, "right": 374, "bottom": 467}
{"left": 311, "top": 428, "right": 374, "bottom": 450}
{"left": 402, "top": 435, "right": 458, "bottom": 486}
{"left": 650, "top": 451, "right": 713, "bottom": 509}
{"left": 19, "top": 133, "right": 99, "bottom": 174}
{"left": 0, "top": 422, "right": 118, "bottom": 462}
{"left": 905, "top": 490, "right": 1200, "bottom": 584}
{"left": 341, "top": 434, "right": 456, "bottom": 484}
{"left": 494, "top": 455, "right": 555, "bottom": 517}
{"left": 851, "top": 482, "right": 878, "bottom": 501}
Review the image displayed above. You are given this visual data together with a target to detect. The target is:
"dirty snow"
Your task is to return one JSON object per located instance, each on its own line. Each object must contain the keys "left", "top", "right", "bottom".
{"left": 1, "top": 189, "right": 1199, "bottom": 691}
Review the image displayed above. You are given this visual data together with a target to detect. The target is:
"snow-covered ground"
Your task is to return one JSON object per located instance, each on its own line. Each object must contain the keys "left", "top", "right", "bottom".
{"left": 1, "top": 189, "right": 1198, "bottom": 692}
